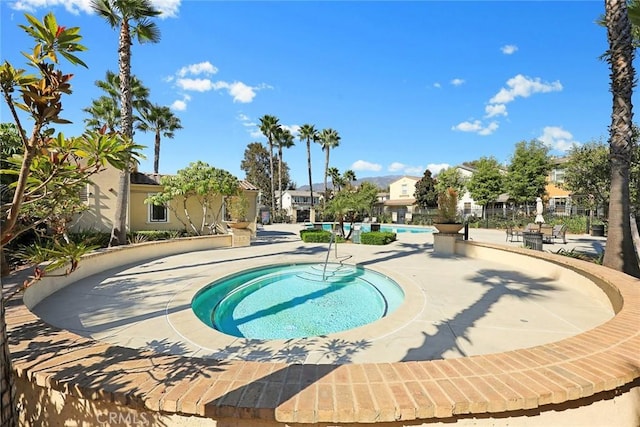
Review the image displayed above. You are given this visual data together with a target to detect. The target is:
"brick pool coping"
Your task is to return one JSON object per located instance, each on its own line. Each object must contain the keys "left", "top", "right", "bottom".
{"left": 5, "top": 240, "right": 640, "bottom": 424}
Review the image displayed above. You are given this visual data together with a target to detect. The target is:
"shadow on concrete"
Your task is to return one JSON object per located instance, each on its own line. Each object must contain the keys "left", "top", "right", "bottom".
{"left": 401, "top": 268, "right": 558, "bottom": 361}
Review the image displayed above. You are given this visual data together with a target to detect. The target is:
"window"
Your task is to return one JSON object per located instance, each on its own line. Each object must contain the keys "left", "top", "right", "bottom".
{"left": 401, "top": 184, "right": 408, "bottom": 196}
{"left": 551, "top": 168, "right": 565, "bottom": 184}
{"left": 78, "top": 184, "right": 89, "bottom": 204}
{"left": 148, "top": 194, "right": 168, "bottom": 222}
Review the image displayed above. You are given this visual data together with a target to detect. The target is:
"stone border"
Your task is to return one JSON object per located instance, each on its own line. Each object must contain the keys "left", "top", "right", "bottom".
{"left": 5, "top": 238, "right": 640, "bottom": 424}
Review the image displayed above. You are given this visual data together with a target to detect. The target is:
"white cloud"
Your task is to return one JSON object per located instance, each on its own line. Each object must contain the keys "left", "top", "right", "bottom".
{"left": 249, "top": 129, "right": 263, "bottom": 138}
{"left": 478, "top": 121, "right": 499, "bottom": 136}
{"left": 177, "top": 61, "right": 218, "bottom": 77}
{"left": 404, "top": 166, "right": 424, "bottom": 175}
{"left": 451, "top": 78, "right": 465, "bottom": 86}
{"left": 150, "top": 0, "right": 181, "bottom": 18}
{"left": 388, "top": 162, "right": 406, "bottom": 172}
{"left": 352, "top": 160, "right": 382, "bottom": 172}
{"left": 387, "top": 162, "right": 422, "bottom": 175}
{"left": 176, "top": 78, "right": 214, "bottom": 92}
{"left": 501, "top": 44, "right": 518, "bottom": 55}
{"left": 282, "top": 124, "right": 300, "bottom": 135}
{"left": 489, "top": 74, "right": 562, "bottom": 104}
{"left": 433, "top": 82, "right": 442, "bottom": 89}
{"left": 11, "top": 0, "right": 93, "bottom": 14}
{"left": 451, "top": 120, "right": 498, "bottom": 136}
{"left": 538, "top": 126, "right": 579, "bottom": 152}
{"left": 485, "top": 103, "right": 507, "bottom": 118}
{"left": 10, "top": 0, "right": 181, "bottom": 17}
{"left": 170, "top": 94, "right": 190, "bottom": 111}
{"left": 227, "top": 81, "right": 258, "bottom": 103}
{"left": 427, "top": 163, "right": 450, "bottom": 174}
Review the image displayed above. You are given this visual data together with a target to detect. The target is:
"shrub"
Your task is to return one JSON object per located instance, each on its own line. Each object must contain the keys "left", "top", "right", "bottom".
{"left": 127, "top": 230, "right": 187, "bottom": 242}
{"left": 300, "top": 229, "right": 344, "bottom": 243}
{"left": 360, "top": 231, "right": 396, "bottom": 245}
{"left": 69, "top": 230, "right": 111, "bottom": 247}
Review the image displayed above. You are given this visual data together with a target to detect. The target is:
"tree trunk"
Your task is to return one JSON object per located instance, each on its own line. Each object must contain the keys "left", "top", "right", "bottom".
{"left": 154, "top": 130, "right": 161, "bottom": 174}
{"left": 324, "top": 148, "right": 330, "bottom": 209}
{"left": 1, "top": 296, "right": 18, "bottom": 427}
{"left": 307, "top": 139, "right": 314, "bottom": 209}
{"left": 278, "top": 147, "right": 283, "bottom": 214}
{"left": 268, "top": 138, "right": 275, "bottom": 222}
{"left": 603, "top": 0, "right": 640, "bottom": 277}
{"left": 110, "top": 19, "right": 133, "bottom": 246}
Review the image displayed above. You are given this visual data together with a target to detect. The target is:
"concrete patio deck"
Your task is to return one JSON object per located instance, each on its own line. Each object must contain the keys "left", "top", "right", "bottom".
{"left": 30, "top": 225, "right": 613, "bottom": 365}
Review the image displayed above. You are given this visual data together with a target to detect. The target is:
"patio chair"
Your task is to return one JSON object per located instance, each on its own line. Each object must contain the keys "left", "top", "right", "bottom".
{"left": 540, "top": 225, "right": 554, "bottom": 243}
{"left": 506, "top": 226, "right": 521, "bottom": 242}
{"left": 552, "top": 224, "right": 567, "bottom": 244}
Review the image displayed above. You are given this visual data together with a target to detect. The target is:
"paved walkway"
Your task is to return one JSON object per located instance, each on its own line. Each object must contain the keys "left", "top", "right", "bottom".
{"left": 31, "top": 225, "right": 613, "bottom": 365}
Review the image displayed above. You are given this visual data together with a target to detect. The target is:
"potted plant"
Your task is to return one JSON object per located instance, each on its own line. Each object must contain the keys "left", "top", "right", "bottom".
{"left": 226, "top": 194, "right": 251, "bottom": 229}
{"left": 433, "top": 187, "right": 464, "bottom": 233}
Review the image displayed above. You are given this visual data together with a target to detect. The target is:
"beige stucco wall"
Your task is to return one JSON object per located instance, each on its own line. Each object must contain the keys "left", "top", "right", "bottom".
{"left": 388, "top": 176, "right": 419, "bottom": 200}
{"left": 72, "top": 164, "right": 122, "bottom": 233}
{"left": 71, "top": 164, "right": 259, "bottom": 235}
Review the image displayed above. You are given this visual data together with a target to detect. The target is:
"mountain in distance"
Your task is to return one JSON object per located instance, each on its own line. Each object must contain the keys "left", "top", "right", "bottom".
{"left": 296, "top": 175, "right": 405, "bottom": 192}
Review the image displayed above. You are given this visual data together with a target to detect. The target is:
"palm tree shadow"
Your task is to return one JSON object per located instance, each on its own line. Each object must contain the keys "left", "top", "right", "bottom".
{"left": 402, "top": 268, "right": 559, "bottom": 361}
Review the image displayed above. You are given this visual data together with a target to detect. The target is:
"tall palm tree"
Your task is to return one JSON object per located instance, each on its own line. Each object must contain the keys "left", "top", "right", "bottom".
{"left": 603, "top": 0, "right": 640, "bottom": 277}
{"left": 137, "top": 104, "right": 182, "bottom": 174}
{"left": 318, "top": 128, "right": 341, "bottom": 206}
{"left": 343, "top": 169, "right": 357, "bottom": 189}
{"left": 328, "top": 167, "right": 342, "bottom": 193}
{"left": 275, "top": 127, "right": 295, "bottom": 214}
{"left": 91, "top": 0, "right": 161, "bottom": 246}
{"left": 84, "top": 71, "right": 150, "bottom": 132}
{"left": 258, "top": 114, "right": 280, "bottom": 220}
{"left": 83, "top": 96, "right": 120, "bottom": 132}
{"left": 298, "top": 124, "right": 318, "bottom": 210}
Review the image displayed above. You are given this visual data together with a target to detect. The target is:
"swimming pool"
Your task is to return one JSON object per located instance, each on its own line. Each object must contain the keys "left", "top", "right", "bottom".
{"left": 192, "top": 263, "right": 405, "bottom": 340}
{"left": 319, "top": 223, "right": 434, "bottom": 234}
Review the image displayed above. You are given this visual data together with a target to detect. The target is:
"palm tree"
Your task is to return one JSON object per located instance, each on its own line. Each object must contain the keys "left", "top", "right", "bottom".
{"left": 328, "top": 167, "right": 343, "bottom": 193}
{"left": 298, "top": 124, "right": 318, "bottom": 210}
{"left": 603, "top": 0, "right": 640, "bottom": 277}
{"left": 91, "top": 0, "right": 161, "bottom": 246}
{"left": 318, "top": 128, "right": 341, "bottom": 207}
{"left": 343, "top": 169, "right": 357, "bottom": 189}
{"left": 83, "top": 96, "right": 120, "bottom": 132}
{"left": 84, "top": 71, "right": 150, "bottom": 132}
{"left": 137, "top": 104, "right": 182, "bottom": 174}
{"left": 258, "top": 114, "right": 280, "bottom": 221}
{"left": 275, "top": 127, "right": 295, "bottom": 214}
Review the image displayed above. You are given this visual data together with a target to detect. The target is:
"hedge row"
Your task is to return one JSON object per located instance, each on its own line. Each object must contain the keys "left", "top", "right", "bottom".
{"left": 360, "top": 231, "right": 396, "bottom": 245}
{"left": 300, "top": 229, "right": 344, "bottom": 243}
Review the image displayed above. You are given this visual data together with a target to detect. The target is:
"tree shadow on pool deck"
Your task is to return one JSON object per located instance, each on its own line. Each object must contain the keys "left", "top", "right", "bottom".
{"left": 401, "top": 268, "right": 559, "bottom": 361}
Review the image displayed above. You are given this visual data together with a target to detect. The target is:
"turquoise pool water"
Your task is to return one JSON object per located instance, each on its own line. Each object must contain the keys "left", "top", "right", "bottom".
{"left": 319, "top": 223, "right": 433, "bottom": 234}
{"left": 192, "top": 263, "right": 405, "bottom": 340}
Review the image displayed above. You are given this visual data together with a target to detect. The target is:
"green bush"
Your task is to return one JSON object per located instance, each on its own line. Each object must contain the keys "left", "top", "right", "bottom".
{"left": 360, "top": 231, "right": 396, "bottom": 245}
{"left": 128, "top": 230, "right": 187, "bottom": 242}
{"left": 68, "top": 230, "right": 111, "bottom": 247}
{"left": 300, "top": 229, "right": 345, "bottom": 243}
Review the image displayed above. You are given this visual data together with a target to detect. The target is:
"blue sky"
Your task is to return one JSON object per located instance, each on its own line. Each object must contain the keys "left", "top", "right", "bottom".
{"left": 0, "top": 1, "right": 625, "bottom": 187}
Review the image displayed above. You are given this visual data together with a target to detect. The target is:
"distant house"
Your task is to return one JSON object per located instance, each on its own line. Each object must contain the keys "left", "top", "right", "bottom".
{"left": 277, "top": 190, "right": 323, "bottom": 223}
{"left": 71, "top": 165, "right": 260, "bottom": 235}
{"left": 383, "top": 176, "right": 420, "bottom": 224}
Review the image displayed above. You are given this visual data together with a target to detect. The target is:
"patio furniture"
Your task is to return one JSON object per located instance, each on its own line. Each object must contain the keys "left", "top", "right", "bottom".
{"left": 552, "top": 224, "right": 568, "bottom": 244}
{"left": 506, "top": 226, "right": 522, "bottom": 242}
{"left": 540, "top": 225, "right": 554, "bottom": 243}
